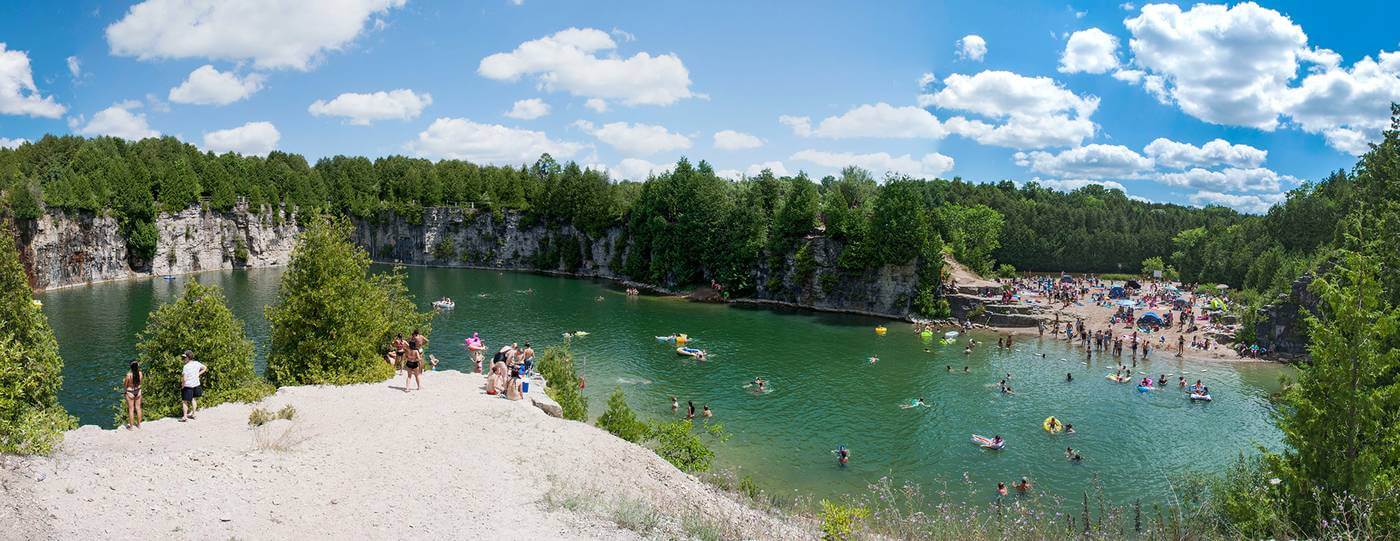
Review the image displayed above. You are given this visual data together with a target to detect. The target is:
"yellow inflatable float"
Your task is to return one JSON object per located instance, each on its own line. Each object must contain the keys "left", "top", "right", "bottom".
{"left": 1043, "top": 416, "right": 1064, "bottom": 434}
{"left": 874, "top": 326, "right": 888, "bottom": 335}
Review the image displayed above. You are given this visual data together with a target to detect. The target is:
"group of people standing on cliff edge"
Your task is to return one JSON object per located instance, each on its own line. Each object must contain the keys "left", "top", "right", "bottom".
{"left": 120, "top": 350, "right": 208, "bottom": 430}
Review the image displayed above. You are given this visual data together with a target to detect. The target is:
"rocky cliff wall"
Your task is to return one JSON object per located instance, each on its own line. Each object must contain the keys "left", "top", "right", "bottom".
{"left": 1253, "top": 270, "right": 1320, "bottom": 358}
{"left": 352, "top": 208, "right": 922, "bottom": 318}
{"left": 18, "top": 203, "right": 297, "bottom": 290}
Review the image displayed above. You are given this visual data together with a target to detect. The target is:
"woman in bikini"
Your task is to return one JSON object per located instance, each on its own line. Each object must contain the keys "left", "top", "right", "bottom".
{"left": 122, "top": 360, "right": 143, "bottom": 429}
{"left": 392, "top": 334, "right": 409, "bottom": 373}
{"left": 403, "top": 334, "right": 423, "bottom": 391}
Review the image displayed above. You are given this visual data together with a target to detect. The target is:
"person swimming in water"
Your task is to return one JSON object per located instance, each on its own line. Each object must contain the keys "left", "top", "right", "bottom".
{"left": 1015, "top": 477, "right": 1032, "bottom": 494}
{"left": 1065, "top": 423, "right": 1076, "bottom": 434}
{"left": 869, "top": 356, "right": 879, "bottom": 364}
{"left": 996, "top": 482, "right": 1008, "bottom": 496}
{"left": 900, "top": 397, "right": 928, "bottom": 409}
{"left": 686, "top": 401, "right": 696, "bottom": 419}
{"left": 835, "top": 446, "right": 850, "bottom": 466}
{"left": 702, "top": 404, "right": 713, "bottom": 418}
{"left": 1066, "top": 372, "right": 1074, "bottom": 382}
{"left": 1066, "top": 447, "right": 1083, "bottom": 461}
{"left": 751, "top": 378, "right": 767, "bottom": 392}
{"left": 963, "top": 366, "right": 970, "bottom": 373}
{"left": 963, "top": 347, "right": 973, "bottom": 355}
{"left": 671, "top": 396, "right": 678, "bottom": 412}
{"left": 946, "top": 365, "right": 952, "bottom": 372}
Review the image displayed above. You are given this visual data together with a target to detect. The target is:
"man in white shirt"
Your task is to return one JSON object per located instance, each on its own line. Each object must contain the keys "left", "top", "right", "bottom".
{"left": 180, "top": 350, "right": 207, "bottom": 422}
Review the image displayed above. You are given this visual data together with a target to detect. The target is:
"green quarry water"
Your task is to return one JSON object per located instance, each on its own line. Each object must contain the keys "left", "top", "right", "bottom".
{"left": 40, "top": 266, "right": 1289, "bottom": 507}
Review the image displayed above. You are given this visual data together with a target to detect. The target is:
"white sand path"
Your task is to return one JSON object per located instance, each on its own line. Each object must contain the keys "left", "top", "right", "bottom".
{"left": 1, "top": 370, "right": 810, "bottom": 540}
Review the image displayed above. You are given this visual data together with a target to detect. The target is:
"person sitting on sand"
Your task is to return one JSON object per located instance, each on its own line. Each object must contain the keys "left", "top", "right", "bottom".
{"left": 122, "top": 360, "right": 143, "bottom": 430}
{"left": 505, "top": 368, "right": 523, "bottom": 401}
{"left": 703, "top": 405, "right": 713, "bottom": 418}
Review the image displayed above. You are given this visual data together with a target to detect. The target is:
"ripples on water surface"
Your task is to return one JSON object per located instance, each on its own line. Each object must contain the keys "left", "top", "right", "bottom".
{"left": 41, "top": 266, "right": 1289, "bottom": 506}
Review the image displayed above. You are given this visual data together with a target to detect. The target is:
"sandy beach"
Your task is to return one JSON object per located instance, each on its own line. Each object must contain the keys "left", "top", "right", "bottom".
{"left": 0, "top": 370, "right": 811, "bottom": 541}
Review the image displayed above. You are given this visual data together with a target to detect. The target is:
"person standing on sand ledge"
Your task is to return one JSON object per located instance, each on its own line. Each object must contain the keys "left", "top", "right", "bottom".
{"left": 180, "top": 351, "right": 206, "bottom": 422}
{"left": 123, "top": 360, "right": 143, "bottom": 429}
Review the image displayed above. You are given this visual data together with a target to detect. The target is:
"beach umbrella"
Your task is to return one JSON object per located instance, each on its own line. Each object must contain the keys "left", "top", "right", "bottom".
{"left": 1215, "top": 284, "right": 1229, "bottom": 290}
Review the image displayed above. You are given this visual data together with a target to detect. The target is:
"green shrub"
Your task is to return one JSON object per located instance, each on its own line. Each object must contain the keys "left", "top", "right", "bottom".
{"left": 248, "top": 404, "right": 297, "bottom": 427}
{"left": 132, "top": 281, "right": 274, "bottom": 421}
{"left": 651, "top": 419, "right": 715, "bottom": 473}
{"left": 265, "top": 216, "right": 434, "bottom": 386}
{"left": 596, "top": 388, "right": 651, "bottom": 443}
{"left": 538, "top": 345, "right": 588, "bottom": 421}
{"left": 0, "top": 220, "right": 75, "bottom": 454}
{"left": 432, "top": 237, "right": 455, "bottom": 260}
{"left": 996, "top": 263, "right": 1017, "bottom": 278}
{"left": 818, "top": 499, "right": 869, "bottom": 541}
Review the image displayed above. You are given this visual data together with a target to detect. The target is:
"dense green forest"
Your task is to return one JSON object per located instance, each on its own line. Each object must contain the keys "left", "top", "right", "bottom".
{"left": 0, "top": 134, "right": 1252, "bottom": 291}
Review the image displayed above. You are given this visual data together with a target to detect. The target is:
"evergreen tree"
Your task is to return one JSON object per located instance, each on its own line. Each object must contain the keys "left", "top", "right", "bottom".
{"left": 1270, "top": 215, "right": 1400, "bottom": 535}
{"left": 0, "top": 220, "right": 74, "bottom": 454}
{"left": 132, "top": 281, "right": 274, "bottom": 420}
{"left": 596, "top": 387, "right": 651, "bottom": 443}
{"left": 773, "top": 173, "right": 819, "bottom": 240}
{"left": 265, "top": 216, "right": 434, "bottom": 386}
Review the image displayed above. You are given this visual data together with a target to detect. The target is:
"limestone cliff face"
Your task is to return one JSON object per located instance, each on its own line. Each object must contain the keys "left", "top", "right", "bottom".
{"left": 351, "top": 208, "right": 919, "bottom": 318}
{"left": 18, "top": 203, "right": 297, "bottom": 290}
{"left": 22, "top": 210, "right": 132, "bottom": 290}
{"left": 1253, "top": 270, "right": 1321, "bottom": 358}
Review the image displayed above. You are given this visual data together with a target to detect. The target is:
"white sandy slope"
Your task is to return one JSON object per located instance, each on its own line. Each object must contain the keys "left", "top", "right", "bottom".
{"left": 1, "top": 370, "right": 811, "bottom": 540}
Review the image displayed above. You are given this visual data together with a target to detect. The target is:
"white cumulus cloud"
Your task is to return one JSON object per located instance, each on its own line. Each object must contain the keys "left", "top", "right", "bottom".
{"left": 791, "top": 150, "right": 954, "bottom": 178}
{"left": 0, "top": 43, "right": 66, "bottom": 118}
{"left": 957, "top": 35, "right": 987, "bottom": 62}
{"left": 611, "top": 158, "right": 674, "bottom": 180}
{"left": 203, "top": 121, "right": 279, "bottom": 156}
{"left": 106, "top": 0, "right": 405, "bottom": 70}
{"left": 504, "top": 98, "right": 550, "bottom": 120}
{"left": 1158, "top": 167, "right": 1294, "bottom": 193}
{"left": 584, "top": 98, "right": 609, "bottom": 113}
{"left": 713, "top": 130, "right": 764, "bottom": 150}
{"left": 1282, "top": 51, "right": 1400, "bottom": 155}
{"left": 478, "top": 27, "right": 694, "bottom": 106}
{"left": 780, "top": 103, "right": 945, "bottom": 139}
{"left": 1189, "top": 190, "right": 1286, "bottom": 214}
{"left": 1143, "top": 138, "right": 1267, "bottom": 169}
{"left": 1059, "top": 28, "right": 1119, "bottom": 74}
{"left": 1123, "top": 2, "right": 1309, "bottom": 130}
{"left": 65, "top": 56, "right": 80, "bottom": 78}
{"left": 309, "top": 89, "right": 432, "bottom": 125}
{"left": 0, "top": 137, "right": 28, "bottom": 149}
{"left": 920, "top": 70, "right": 1099, "bottom": 149}
{"left": 407, "top": 117, "right": 584, "bottom": 164}
{"left": 1014, "top": 144, "right": 1154, "bottom": 179}
{"left": 577, "top": 121, "right": 690, "bottom": 156}
{"left": 168, "top": 65, "right": 264, "bottom": 106}
{"left": 72, "top": 101, "right": 158, "bottom": 140}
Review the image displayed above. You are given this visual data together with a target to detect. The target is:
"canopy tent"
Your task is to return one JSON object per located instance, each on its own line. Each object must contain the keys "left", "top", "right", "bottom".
{"left": 1208, "top": 298, "right": 1227, "bottom": 311}
{"left": 1138, "top": 312, "right": 1165, "bottom": 325}
{"left": 1171, "top": 297, "right": 1190, "bottom": 309}
{"left": 1109, "top": 285, "right": 1127, "bottom": 299}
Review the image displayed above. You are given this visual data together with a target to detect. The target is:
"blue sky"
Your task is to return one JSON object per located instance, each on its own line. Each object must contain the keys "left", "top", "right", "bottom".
{"left": 1, "top": 1, "right": 1397, "bottom": 213}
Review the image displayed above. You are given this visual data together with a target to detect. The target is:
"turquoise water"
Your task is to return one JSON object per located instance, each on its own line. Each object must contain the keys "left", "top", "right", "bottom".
{"left": 40, "top": 266, "right": 1289, "bottom": 506}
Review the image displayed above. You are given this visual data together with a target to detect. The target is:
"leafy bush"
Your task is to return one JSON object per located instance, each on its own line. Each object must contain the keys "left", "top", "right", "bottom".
{"left": 818, "top": 499, "right": 869, "bottom": 541}
{"left": 996, "top": 263, "right": 1017, "bottom": 279}
{"left": 596, "top": 387, "right": 651, "bottom": 443}
{"left": 537, "top": 345, "right": 588, "bottom": 421}
{"left": 265, "top": 215, "right": 434, "bottom": 386}
{"left": 432, "top": 237, "right": 455, "bottom": 261}
{"left": 132, "top": 281, "right": 274, "bottom": 421}
{"left": 651, "top": 419, "right": 715, "bottom": 473}
{"left": 0, "top": 221, "right": 74, "bottom": 454}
